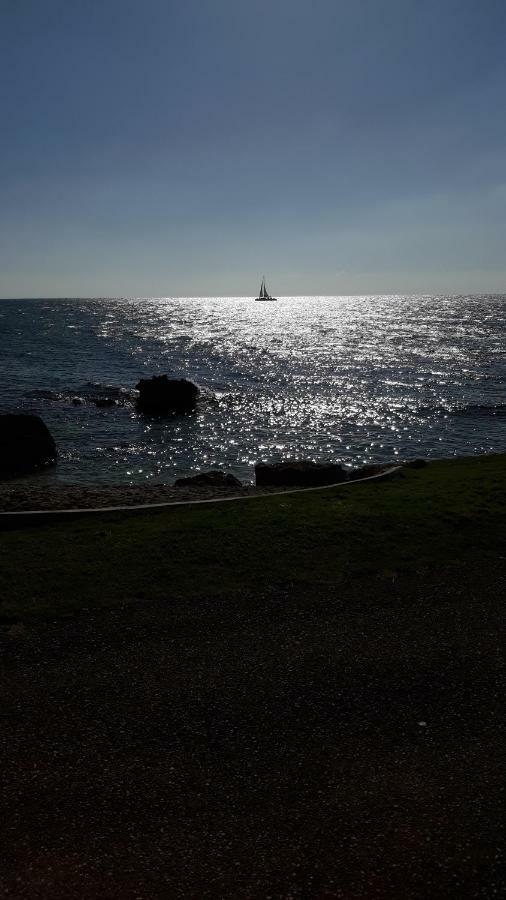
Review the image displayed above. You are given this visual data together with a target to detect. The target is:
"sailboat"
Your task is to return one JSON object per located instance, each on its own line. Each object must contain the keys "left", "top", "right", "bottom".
{"left": 255, "top": 276, "right": 277, "bottom": 301}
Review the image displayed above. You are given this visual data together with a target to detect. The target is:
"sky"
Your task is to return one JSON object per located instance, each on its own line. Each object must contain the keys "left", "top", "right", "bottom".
{"left": 1, "top": 0, "right": 505, "bottom": 297}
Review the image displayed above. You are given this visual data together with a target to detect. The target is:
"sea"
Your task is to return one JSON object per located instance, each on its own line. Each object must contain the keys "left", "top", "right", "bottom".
{"left": 0, "top": 295, "right": 504, "bottom": 484}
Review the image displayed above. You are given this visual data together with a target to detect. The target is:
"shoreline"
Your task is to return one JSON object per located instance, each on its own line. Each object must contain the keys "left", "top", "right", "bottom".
{"left": 0, "top": 453, "right": 502, "bottom": 515}
{"left": 0, "top": 480, "right": 295, "bottom": 512}
{"left": 0, "top": 452, "right": 496, "bottom": 512}
{"left": 0, "top": 463, "right": 396, "bottom": 513}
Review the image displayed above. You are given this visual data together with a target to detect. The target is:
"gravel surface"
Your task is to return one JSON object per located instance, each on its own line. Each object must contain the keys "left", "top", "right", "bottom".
{"left": 0, "top": 466, "right": 393, "bottom": 512}
{"left": 1, "top": 566, "right": 504, "bottom": 898}
{"left": 0, "top": 482, "right": 290, "bottom": 512}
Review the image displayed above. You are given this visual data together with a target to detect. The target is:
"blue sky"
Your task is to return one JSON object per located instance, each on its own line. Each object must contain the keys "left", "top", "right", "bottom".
{"left": 1, "top": 0, "right": 505, "bottom": 296}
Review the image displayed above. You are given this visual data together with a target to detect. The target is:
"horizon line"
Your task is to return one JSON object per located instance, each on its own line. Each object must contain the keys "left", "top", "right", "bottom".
{"left": 1, "top": 291, "right": 505, "bottom": 302}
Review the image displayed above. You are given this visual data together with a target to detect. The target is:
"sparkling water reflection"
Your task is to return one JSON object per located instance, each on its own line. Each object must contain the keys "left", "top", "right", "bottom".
{"left": 0, "top": 295, "right": 504, "bottom": 483}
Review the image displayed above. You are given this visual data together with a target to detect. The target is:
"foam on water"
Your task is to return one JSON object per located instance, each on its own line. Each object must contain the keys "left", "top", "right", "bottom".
{"left": 0, "top": 295, "right": 504, "bottom": 483}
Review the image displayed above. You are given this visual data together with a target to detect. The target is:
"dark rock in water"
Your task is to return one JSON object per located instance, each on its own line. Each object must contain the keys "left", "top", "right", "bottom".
{"left": 24, "top": 384, "right": 135, "bottom": 406}
{"left": 174, "top": 470, "right": 242, "bottom": 488}
{"left": 81, "top": 383, "right": 135, "bottom": 404}
{"left": 0, "top": 414, "right": 57, "bottom": 478}
{"left": 136, "top": 376, "right": 200, "bottom": 414}
{"left": 348, "top": 463, "right": 387, "bottom": 481}
{"left": 255, "top": 460, "right": 347, "bottom": 487}
{"left": 24, "top": 388, "right": 62, "bottom": 401}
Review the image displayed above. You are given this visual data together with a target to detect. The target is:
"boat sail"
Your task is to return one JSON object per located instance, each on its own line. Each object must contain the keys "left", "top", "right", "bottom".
{"left": 255, "top": 276, "right": 277, "bottom": 301}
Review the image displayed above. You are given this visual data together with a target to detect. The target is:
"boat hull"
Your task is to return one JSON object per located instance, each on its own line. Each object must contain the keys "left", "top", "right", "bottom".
{"left": 255, "top": 297, "right": 277, "bottom": 301}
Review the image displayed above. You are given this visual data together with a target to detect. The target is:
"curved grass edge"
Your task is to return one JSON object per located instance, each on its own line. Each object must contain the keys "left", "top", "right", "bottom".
{"left": 1, "top": 454, "right": 504, "bottom": 621}
{"left": 0, "top": 465, "right": 402, "bottom": 527}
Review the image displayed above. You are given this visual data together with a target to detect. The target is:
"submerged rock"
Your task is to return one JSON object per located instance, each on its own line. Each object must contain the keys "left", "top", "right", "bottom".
{"left": 94, "top": 398, "right": 117, "bottom": 408}
{"left": 25, "top": 389, "right": 63, "bottom": 401}
{"left": 25, "top": 383, "right": 135, "bottom": 406}
{"left": 136, "top": 376, "right": 200, "bottom": 414}
{"left": 174, "top": 470, "right": 242, "bottom": 488}
{"left": 0, "top": 414, "right": 57, "bottom": 478}
{"left": 255, "top": 460, "right": 347, "bottom": 487}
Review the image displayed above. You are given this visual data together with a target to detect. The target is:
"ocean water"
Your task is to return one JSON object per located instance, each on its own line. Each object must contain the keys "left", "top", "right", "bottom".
{"left": 0, "top": 295, "right": 504, "bottom": 484}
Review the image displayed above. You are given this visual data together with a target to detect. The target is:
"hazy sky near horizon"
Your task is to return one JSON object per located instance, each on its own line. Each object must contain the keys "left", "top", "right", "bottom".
{"left": 1, "top": 0, "right": 505, "bottom": 298}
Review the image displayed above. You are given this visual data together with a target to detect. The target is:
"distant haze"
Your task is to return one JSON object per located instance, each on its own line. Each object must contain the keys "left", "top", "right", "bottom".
{"left": 1, "top": 0, "right": 505, "bottom": 298}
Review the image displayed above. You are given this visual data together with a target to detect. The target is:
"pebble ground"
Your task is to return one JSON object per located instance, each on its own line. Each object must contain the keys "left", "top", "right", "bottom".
{"left": 1, "top": 563, "right": 504, "bottom": 898}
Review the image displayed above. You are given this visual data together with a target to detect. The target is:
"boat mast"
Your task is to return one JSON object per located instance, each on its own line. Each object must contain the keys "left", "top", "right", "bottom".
{"left": 255, "top": 273, "right": 276, "bottom": 300}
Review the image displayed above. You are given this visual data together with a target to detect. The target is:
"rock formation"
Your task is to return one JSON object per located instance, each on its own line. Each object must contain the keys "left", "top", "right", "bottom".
{"left": 0, "top": 415, "right": 57, "bottom": 478}
{"left": 255, "top": 460, "right": 347, "bottom": 487}
{"left": 136, "top": 376, "right": 200, "bottom": 413}
{"left": 174, "top": 471, "right": 242, "bottom": 488}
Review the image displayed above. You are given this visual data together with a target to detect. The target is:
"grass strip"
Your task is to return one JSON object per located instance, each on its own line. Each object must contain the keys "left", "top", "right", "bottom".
{"left": 0, "top": 454, "right": 504, "bottom": 619}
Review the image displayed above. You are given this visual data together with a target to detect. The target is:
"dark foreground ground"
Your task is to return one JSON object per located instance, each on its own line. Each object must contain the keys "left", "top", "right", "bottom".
{"left": 1, "top": 457, "right": 505, "bottom": 898}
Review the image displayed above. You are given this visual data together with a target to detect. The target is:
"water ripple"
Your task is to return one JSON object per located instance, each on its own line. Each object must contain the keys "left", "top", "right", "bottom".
{"left": 0, "top": 295, "right": 504, "bottom": 483}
